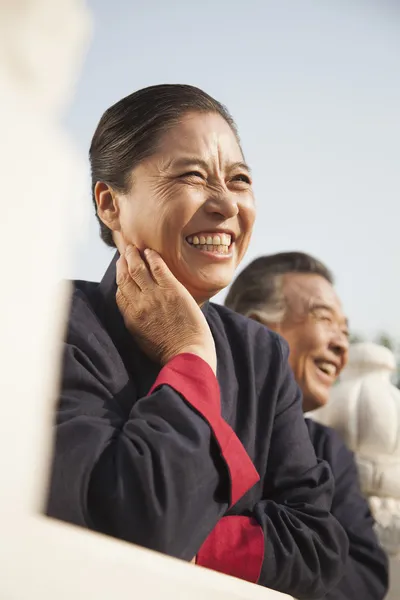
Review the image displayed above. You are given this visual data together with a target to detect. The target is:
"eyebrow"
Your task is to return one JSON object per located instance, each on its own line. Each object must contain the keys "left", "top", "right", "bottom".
{"left": 309, "top": 302, "right": 349, "bottom": 329}
{"left": 170, "top": 157, "right": 252, "bottom": 174}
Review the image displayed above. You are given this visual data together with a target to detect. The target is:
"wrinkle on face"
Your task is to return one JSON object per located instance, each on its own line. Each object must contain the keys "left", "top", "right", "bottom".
{"left": 112, "top": 111, "right": 255, "bottom": 302}
{"left": 283, "top": 275, "right": 347, "bottom": 331}
{"left": 277, "top": 273, "right": 349, "bottom": 411}
{"left": 153, "top": 113, "right": 245, "bottom": 180}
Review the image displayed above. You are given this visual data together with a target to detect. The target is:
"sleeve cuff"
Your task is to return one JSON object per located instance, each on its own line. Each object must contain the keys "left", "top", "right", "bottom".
{"left": 196, "top": 516, "right": 264, "bottom": 583}
{"left": 149, "top": 353, "right": 259, "bottom": 506}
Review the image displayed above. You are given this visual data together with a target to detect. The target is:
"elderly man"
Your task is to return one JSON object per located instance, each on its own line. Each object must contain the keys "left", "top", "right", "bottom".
{"left": 225, "top": 251, "right": 389, "bottom": 600}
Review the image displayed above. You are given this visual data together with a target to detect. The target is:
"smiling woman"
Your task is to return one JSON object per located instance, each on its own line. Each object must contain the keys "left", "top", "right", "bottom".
{"left": 47, "top": 84, "right": 348, "bottom": 599}
{"left": 93, "top": 101, "right": 255, "bottom": 302}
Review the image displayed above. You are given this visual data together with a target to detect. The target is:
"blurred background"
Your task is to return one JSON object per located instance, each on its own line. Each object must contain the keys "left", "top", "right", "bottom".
{"left": 65, "top": 0, "right": 400, "bottom": 368}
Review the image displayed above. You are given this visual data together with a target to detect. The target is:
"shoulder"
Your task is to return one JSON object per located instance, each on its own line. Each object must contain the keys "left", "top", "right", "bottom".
{"left": 305, "top": 418, "right": 351, "bottom": 454}
{"left": 208, "top": 302, "right": 289, "bottom": 359}
{"left": 68, "top": 279, "right": 100, "bottom": 320}
{"left": 305, "top": 418, "right": 356, "bottom": 477}
{"left": 65, "top": 280, "right": 105, "bottom": 345}
{"left": 305, "top": 422, "right": 379, "bottom": 532}
{"left": 62, "top": 280, "right": 129, "bottom": 389}
{"left": 207, "top": 303, "right": 291, "bottom": 392}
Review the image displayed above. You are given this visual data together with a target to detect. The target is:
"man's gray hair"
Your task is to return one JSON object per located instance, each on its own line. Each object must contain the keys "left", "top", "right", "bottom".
{"left": 225, "top": 251, "right": 334, "bottom": 324}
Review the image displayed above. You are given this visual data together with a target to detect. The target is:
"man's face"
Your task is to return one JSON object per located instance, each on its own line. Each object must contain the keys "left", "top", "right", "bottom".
{"left": 277, "top": 273, "right": 349, "bottom": 412}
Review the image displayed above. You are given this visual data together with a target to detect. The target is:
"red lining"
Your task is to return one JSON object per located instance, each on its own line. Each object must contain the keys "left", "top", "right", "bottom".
{"left": 149, "top": 353, "right": 259, "bottom": 506}
{"left": 196, "top": 516, "right": 264, "bottom": 583}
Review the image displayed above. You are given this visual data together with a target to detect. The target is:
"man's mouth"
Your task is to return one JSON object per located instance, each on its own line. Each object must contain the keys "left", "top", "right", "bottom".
{"left": 314, "top": 359, "right": 338, "bottom": 379}
{"left": 186, "top": 232, "right": 232, "bottom": 255}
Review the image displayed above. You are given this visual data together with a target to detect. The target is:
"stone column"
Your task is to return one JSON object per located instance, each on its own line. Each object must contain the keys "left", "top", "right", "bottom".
{"left": 0, "top": 2, "right": 291, "bottom": 598}
{"left": 309, "top": 342, "right": 400, "bottom": 597}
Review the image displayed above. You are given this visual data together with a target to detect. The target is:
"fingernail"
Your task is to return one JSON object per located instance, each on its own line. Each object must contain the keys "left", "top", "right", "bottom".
{"left": 144, "top": 248, "right": 151, "bottom": 256}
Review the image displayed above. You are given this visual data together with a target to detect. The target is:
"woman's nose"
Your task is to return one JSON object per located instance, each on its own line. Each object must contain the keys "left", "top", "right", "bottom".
{"left": 204, "top": 191, "right": 239, "bottom": 219}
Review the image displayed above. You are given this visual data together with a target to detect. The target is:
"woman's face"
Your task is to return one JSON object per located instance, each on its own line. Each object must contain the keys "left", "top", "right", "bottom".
{"left": 106, "top": 112, "right": 255, "bottom": 303}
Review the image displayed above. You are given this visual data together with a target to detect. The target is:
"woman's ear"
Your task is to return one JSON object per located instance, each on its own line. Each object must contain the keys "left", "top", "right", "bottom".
{"left": 94, "top": 181, "right": 121, "bottom": 233}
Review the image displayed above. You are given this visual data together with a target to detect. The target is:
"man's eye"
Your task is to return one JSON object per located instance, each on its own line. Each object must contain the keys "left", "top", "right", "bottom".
{"left": 321, "top": 314, "right": 333, "bottom": 323}
{"left": 312, "top": 309, "right": 332, "bottom": 323}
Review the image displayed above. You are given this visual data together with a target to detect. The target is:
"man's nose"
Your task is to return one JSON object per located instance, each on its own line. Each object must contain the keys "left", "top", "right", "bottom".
{"left": 330, "top": 330, "right": 350, "bottom": 359}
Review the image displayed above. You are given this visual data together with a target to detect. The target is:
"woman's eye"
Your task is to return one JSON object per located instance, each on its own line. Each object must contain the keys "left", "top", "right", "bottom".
{"left": 180, "top": 171, "right": 205, "bottom": 180}
{"left": 231, "top": 173, "right": 251, "bottom": 184}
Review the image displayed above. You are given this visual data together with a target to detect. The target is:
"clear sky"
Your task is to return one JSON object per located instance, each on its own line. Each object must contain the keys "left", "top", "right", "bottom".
{"left": 66, "top": 0, "right": 400, "bottom": 339}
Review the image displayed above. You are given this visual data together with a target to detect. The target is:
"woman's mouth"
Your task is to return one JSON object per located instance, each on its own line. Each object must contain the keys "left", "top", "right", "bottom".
{"left": 186, "top": 232, "right": 232, "bottom": 255}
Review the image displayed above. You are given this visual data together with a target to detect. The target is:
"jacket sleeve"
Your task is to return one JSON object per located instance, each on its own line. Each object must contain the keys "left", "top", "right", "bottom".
{"left": 197, "top": 336, "right": 348, "bottom": 600}
{"left": 323, "top": 433, "right": 389, "bottom": 600}
{"left": 47, "top": 322, "right": 259, "bottom": 561}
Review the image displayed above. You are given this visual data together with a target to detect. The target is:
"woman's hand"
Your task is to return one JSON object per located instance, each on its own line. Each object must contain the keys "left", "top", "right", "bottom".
{"left": 116, "top": 245, "right": 217, "bottom": 373}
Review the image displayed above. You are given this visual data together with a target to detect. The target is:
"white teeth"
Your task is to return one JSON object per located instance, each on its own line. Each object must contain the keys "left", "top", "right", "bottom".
{"left": 191, "top": 244, "right": 229, "bottom": 253}
{"left": 317, "top": 361, "right": 336, "bottom": 377}
{"left": 186, "top": 233, "right": 232, "bottom": 248}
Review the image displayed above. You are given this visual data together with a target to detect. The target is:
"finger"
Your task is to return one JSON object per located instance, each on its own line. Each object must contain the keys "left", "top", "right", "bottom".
{"left": 144, "top": 249, "right": 175, "bottom": 286}
{"left": 125, "top": 245, "right": 155, "bottom": 291}
{"left": 113, "top": 231, "right": 128, "bottom": 258}
{"left": 116, "top": 254, "right": 140, "bottom": 292}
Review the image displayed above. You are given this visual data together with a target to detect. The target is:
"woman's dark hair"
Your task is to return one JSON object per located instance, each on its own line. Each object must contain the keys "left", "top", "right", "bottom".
{"left": 89, "top": 84, "right": 240, "bottom": 247}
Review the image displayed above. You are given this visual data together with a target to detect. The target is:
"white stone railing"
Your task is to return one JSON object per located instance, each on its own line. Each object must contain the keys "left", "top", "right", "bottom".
{"left": 309, "top": 343, "right": 400, "bottom": 598}
{"left": 0, "top": 2, "right": 291, "bottom": 598}
{"left": 309, "top": 343, "right": 400, "bottom": 558}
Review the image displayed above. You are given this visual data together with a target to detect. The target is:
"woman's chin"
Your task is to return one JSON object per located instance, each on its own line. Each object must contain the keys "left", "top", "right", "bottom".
{"left": 184, "top": 273, "right": 232, "bottom": 302}
{"left": 171, "top": 257, "right": 236, "bottom": 301}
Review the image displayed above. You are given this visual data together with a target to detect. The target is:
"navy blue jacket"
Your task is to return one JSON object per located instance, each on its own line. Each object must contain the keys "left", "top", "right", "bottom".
{"left": 306, "top": 419, "right": 389, "bottom": 599}
{"left": 47, "top": 254, "right": 348, "bottom": 599}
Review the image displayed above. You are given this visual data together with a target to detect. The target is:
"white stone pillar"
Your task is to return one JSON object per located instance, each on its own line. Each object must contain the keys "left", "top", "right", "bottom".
{"left": 309, "top": 342, "right": 400, "bottom": 598}
{"left": 0, "top": 2, "right": 291, "bottom": 598}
